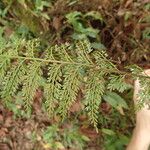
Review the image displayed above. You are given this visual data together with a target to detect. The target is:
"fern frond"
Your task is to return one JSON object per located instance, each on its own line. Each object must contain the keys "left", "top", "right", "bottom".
{"left": 85, "top": 71, "right": 105, "bottom": 128}
{"left": 56, "top": 43, "right": 73, "bottom": 62}
{"left": 45, "top": 46, "right": 55, "bottom": 60}
{"left": 0, "top": 38, "right": 147, "bottom": 130}
{"left": 76, "top": 40, "right": 93, "bottom": 64}
{"left": 137, "top": 77, "right": 150, "bottom": 109}
{"left": 44, "top": 64, "right": 62, "bottom": 115}
{"left": 0, "top": 56, "right": 11, "bottom": 82}
{"left": 0, "top": 46, "right": 19, "bottom": 82}
{"left": 107, "top": 75, "right": 131, "bottom": 93}
{"left": 93, "top": 51, "right": 117, "bottom": 73}
{"left": 22, "top": 61, "right": 43, "bottom": 111}
{"left": 0, "top": 38, "right": 24, "bottom": 69}
{"left": 25, "top": 39, "right": 40, "bottom": 57}
{"left": 58, "top": 65, "right": 81, "bottom": 119}
{"left": 1, "top": 60, "right": 26, "bottom": 103}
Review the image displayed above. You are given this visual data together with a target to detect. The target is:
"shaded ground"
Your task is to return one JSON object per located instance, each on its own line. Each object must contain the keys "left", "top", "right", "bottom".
{"left": 0, "top": 101, "right": 100, "bottom": 150}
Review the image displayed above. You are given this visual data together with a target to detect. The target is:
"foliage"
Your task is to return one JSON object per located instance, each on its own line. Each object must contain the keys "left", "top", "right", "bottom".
{"left": 142, "top": 27, "right": 150, "bottom": 40}
{"left": 41, "top": 124, "right": 89, "bottom": 150}
{"left": 107, "top": 75, "right": 131, "bottom": 93}
{"left": 42, "top": 125, "right": 64, "bottom": 149}
{"left": 66, "top": 11, "right": 100, "bottom": 39}
{"left": 103, "top": 91, "right": 128, "bottom": 113}
{"left": 5, "top": 92, "right": 29, "bottom": 118}
{"left": 0, "top": 37, "right": 150, "bottom": 130}
{"left": 65, "top": 10, "right": 107, "bottom": 50}
{"left": 0, "top": 37, "right": 130, "bottom": 126}
{"left": 102, "top": 128, "right": 129, "bottom": 150}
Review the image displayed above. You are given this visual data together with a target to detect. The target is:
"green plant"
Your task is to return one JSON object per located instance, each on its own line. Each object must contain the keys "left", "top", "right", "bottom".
{"left": 142, "top": 27, "right": 150, "bottom": 40}
{"left": 41, "top": 124, "right": 89, "bottom": 150}
{"left": 65, "top": 11, "right": 107, "bottom": 50}
{"left": 63, "top": 127, "right": 90, "bottom": 150}
{"left": 103, "top": 91, "right": 128, "bottom": 113}
{"left": 0, "top": 37, "right": 149, "bottom": 130}
{"left": 66, "top": 11, "right": 101, "bottom": 40}
{"left": 42, "top": 125, "right": 64, "bottom": 150}
{"left": 6, "top": 92, "right": 31, "bottom": 118}
{"left": 102, "top": 128, "right": 129, "bottom": 150}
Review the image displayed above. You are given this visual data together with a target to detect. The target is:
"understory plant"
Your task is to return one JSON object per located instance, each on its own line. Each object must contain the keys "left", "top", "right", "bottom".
{"left": 0, "top": 37, "right": 150, "bottom": 130}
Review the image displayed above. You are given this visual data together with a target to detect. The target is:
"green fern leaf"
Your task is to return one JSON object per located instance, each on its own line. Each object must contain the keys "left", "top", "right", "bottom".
{"left": 58, "top": 65, "right": 81, "bottom": 119}
{"left": 1, "top": 37, "right": 147, "bottom": 130}
{"left": 85, "top": 71, "right": 105, "bottom": 128}
{"left": 22, "top": 61, "right": 43, "bottom": 111}
{"left": 0, "top": 38, "right": 23, "bottom": 82}
{"left": 25, "top": 39, "right": 40, "bottom": 57}
{"left": 0, "top": 57, "right": 11, "bottom": 82}
{"left": 44, "top": 64, "right": 62, "bottom": 115}
{"left": 137, "top": 77, "right": 150, "bottom": 109}
{"left": 55, "top": 43, "right": 73, "bottom": 62}
{"left": 76, "top": 40, "right": 93, "bottom": 64}
{"left": 1, "top": 60, "right": 26, "bottom": 103}
{"left": 93, "top": 51, "right": 116, "bottom": 72}
{"left": 107, "top": 75, "right": 131, "bottom": 93}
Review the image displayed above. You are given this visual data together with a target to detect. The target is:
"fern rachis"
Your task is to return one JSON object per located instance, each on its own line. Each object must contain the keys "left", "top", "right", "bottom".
{"left": 0, "top": 38, "right": 149, "bottom": 129}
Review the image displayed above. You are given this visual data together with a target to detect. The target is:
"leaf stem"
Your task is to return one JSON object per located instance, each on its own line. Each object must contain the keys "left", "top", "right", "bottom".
{"left": 1, "top": 55, "right": 150, "bottom": 79}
